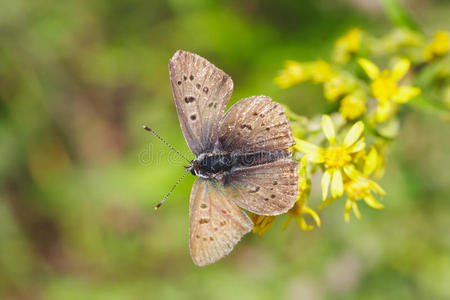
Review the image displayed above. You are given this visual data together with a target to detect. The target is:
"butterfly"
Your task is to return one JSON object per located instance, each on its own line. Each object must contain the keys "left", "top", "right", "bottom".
{"left": 168, "top": 50, "right": 298, "bottom": 266}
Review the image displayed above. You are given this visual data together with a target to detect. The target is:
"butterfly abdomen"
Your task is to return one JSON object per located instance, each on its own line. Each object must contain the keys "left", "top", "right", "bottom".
{"left": 232, "top": 150, "right": 290, "bottom": 168}
{"left": 193, "top": 150, "right": 291, "bottom": 178}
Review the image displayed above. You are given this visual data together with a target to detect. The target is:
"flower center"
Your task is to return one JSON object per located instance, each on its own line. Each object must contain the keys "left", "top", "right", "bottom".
{"left": 324, "top": 146, "right": 351, "bottom": 168}
{"left": 371, "top": 70, "right": 397, "bottom": 103}
{"left": 345, "top": 180, "right": 371, "bottom": 200}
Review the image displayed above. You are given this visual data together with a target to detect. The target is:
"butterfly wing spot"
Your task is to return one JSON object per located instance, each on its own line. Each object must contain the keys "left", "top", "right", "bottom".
{"left": 184, "top": 96, "right": 195, "bottom": 103}
{"left": 266, "top": 127, "right": 270, "bottom": 131}
{"left": 220, "top": 221, "right": 226, "bottom": 226}
{"left": 200, "top": 203, "right": 207, "bottom": 208}
{"left": 209, "top": 237, "right": 214, "bottom": 241}
{"left": 271, "top": 194, "right": 276, "bottom": 199}
{"left": 177, "top": 80, "right": 182, "bottom": 85}
{"left": 253, "top": 112, "right": 258, "bottom": 116}
{"left": 196, "top": 234, "right": 200, "bottom": 239}
{"left": 260, "top": 113, "right": 265, "bottom": 118}
{"left": 264, "top": 198, "right": 269, "bottom": 201}
{"left": 183, "top": 75, "right": 187, "bottom": 81}
{"left": 208, "top": 102, "right": 214, "bottom": 107}
{"left": 203, "top": 237, "right": 207, "bottom": 241}
{"left": 190, "top": 114, "right": 197, "bottom": 121}
{"left": 248, "top": 186, "right": 260, "bottom": 193}
{"left": 189, "top": 75, "right": 194, "bottom": 80}
{"left": 221, "top": 209, "right": 227, "bottom": 214}
{"left": 240, "top": 124, "right": 252, "bottom": 130}
{"left": 196, "top": 83, "right": 201, "bottom": 89}
{"left": 273, "top": 181, "right": 278, "bottom": 185}
{"left": 199, "top": 218, "right": 209, "bottom": 224}
{"left": 203, "top": 87, "right": 209, "bottom": 93}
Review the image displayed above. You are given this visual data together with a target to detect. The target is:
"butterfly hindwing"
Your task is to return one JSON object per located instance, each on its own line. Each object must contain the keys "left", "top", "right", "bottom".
{"left": 224, "top": 160, "right": 299, "bottom": 215}
{"left": 189, "top": 178, "right": 253, "bottom": 266}
{"left": 218, "top": 95, "right": 295, "bottom": 153}
{"left": 170, "top": 50, "right": 234, "bottom": 156}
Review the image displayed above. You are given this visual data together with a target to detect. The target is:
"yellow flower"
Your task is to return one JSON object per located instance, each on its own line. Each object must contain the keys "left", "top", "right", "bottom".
{"left": 320, "top": 149, "right": 385, "bottom": 222}
{"left": 311, "top": 60, "right": 335, "bottom": 83}
{"left": 424, "top": 30, "right": 450, "bottom": 61}
{"left": 249, "top": 213, "right": 275, "bottom": 236}
{"left": 295, "top": 115, "right": 366, "bottom": 200}
{"left": 379, "top": 28, "right": 423, "bottom": 53}
{"left": 333, "top": 28, "right": 362, "bottom": 64}
{"left": 339, "top": 92, "right": 367, "bottom": 120}
{"left": 282, "top": 157, "right": 320, "bottom": 231}
{"left": 274, "top": 60, "right": 311, "bottom": 88}
{"left": 358, "top": 58, "right": 421, "bottom": 122}
{"left": 324, "top": 74, "right": 354, "bottom": 101}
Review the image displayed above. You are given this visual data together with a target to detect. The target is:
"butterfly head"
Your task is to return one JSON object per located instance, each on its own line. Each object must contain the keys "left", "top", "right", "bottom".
{"left": 185, "top": 160, "right": 197, "bottom": 176}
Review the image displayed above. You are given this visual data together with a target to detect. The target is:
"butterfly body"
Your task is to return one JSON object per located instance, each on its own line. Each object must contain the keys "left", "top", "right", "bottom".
{"left": 168, "top": 50, "right": 299, "bottom": 266}
{"left": 189, "top": 150, "right": 291, "bottom": 181}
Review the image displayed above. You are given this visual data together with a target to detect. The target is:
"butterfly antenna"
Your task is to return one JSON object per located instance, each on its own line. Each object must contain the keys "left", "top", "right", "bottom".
{"left": 143, "top": 125, "right": 191, "bottom": 163}
{"left": 154, "top": 168, "right": 190, "bottom": 210}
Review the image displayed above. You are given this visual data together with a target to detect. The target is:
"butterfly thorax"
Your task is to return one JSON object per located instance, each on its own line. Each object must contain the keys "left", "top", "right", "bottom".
{"left": 188, "top": 150, "right": 291, "bottom": 180}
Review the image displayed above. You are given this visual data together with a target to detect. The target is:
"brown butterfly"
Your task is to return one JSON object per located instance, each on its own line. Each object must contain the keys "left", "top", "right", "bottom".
{"left": 158, "top": 50, "right": 298, "bottom": 266}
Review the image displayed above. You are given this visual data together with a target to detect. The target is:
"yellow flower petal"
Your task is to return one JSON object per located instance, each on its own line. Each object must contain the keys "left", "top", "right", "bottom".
{"left": 331, "top": 169, "right": 344, "bottom": 198}
{"left": 321, "top": 115, "right": 336, "bottom": 145}
{"left": 343, "top": 121, "right": 364, "bottom": 147}
{"left": 391, "top": 58, "right": 410, "bottom": 81}
{"left": 319, "top": 197, "right": 335, "bottom": 209}
{"left": 376, "top": 102, "right": 396, "bottom": 123}
{"left": 312, "top": 60, "right": 335, "bottom": 83}
{"left": 369, "top": 181, "right": 386, "bottom": 196}
{"left": 274, "top": 60, "right": 312, "bottom": 88}
{"left": 364, "top": 195, "right": 384, "bottom": 209}
{"left": 295, "top": 139, "right": 325, "bottom": 163}
{"left": 321, "top": 169, "right": 331, "bottom": 200}
{"left": 304, "top": 207, "right": 321, "bottom": 227}
{"left": 364, "top": 147, "right": 378, "bottom": 176}
{"left": 347, "top": 138, "right": 366, "bottom": 153}
{"left": 344, "top": 199, "right": 352, "bottom": 223}
{"left": 352, "top": 201, "right": 361, "bottom": 219}
{"left": 343, "top": 164, "right": 360, "bottom": 180}
{"left": 358, "top": 58, "right": 380, "bottom": 80}
{"left": 392, "top": 86, "right": 421, "bottom": 103}
{"left": 296, "top": 216, "right": 313, "bottom": 231}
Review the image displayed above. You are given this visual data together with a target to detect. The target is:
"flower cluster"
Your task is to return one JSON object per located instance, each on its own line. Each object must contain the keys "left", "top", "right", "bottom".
{"left": 250, "top": 26, "right": 449, "bottom": 235}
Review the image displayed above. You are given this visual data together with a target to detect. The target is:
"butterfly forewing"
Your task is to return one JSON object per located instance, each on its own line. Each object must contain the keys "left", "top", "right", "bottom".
{"left": 224, "top": 160, "right": 299, "bottom": 215}
{"left": 189, "top": 178, "right": 253, "bottom": 266}
{"left": 170, "top": 50, "right": 234, "bottom": 156}
{"left": 218, "top": 95, "right": 295, "bottom": 153}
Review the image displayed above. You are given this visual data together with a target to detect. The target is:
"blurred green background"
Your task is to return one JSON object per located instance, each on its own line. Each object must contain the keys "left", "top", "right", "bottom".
{"left": 0, "top": 0, "right": 449, "bottom": 299}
